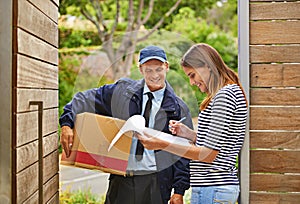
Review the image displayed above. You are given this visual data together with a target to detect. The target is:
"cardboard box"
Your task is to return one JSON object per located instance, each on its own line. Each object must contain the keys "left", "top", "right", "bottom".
{"left": 60, "top": 112, "right": 133, "bottom": 176}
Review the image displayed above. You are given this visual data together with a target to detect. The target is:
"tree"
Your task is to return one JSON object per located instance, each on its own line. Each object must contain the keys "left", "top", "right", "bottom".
{"left": 167, "top": 6, "right": 238, "bottom": 69}
{"left": 60, "top": 0, "right": 182, "bottom": 81}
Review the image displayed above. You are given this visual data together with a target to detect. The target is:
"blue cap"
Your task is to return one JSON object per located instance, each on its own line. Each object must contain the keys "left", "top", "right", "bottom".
{"left": 139, "top": 45, "right": 167, "bottom": 64}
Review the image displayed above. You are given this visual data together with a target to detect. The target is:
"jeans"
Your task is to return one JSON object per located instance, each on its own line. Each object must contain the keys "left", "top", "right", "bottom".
{"left": 190, "top": 185, "right": 240, "bottom": 204}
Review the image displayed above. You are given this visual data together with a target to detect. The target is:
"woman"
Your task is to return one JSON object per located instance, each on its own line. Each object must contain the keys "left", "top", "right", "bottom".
{"left": 138, "top": 43, "right": 248, "bottom": 204}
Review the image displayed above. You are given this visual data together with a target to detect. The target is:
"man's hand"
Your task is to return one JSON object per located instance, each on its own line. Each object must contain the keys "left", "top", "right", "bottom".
{"left": 60, "top": 126, "right": 74, "bottom": 157}
{"left": 170, "top": 194, "right": 183, "bottom": 204}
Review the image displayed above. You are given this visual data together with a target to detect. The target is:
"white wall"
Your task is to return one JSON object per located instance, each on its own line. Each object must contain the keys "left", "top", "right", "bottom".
{"left": 238, "top": 0, "right": 250, "bottom": 203}
{"left": 0, "top": 0, "right": 13, "bottom": 203}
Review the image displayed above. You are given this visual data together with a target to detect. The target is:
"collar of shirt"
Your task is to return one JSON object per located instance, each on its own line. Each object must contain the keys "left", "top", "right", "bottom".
{"left": 143, "top": 84, "right": 165, "bottom": 103}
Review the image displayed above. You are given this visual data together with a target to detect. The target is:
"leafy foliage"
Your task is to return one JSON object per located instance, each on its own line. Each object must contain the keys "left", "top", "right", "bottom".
{"left": 59, "top": 26, "right": 101, "bottom": 48}
{"left": 167, "top": 6, "right": 238, "bottom": 69}
{"left": 207, "top": 0, "right": 238, "bottom": 37}
{"left": 59, "top": 49, "right": 113, "bottom": 116}
{"left": 59, "top": 187, "right": 105, "bottom": 204}
{"left": 59, "top": 52, "right": 81, "bottom": 117}
{"left": 142, "top": 0, "right": 216, "bottom": 29}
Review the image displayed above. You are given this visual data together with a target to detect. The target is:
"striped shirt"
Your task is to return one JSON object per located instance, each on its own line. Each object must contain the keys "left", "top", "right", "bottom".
{"left": 190, "top": 84, "right": 248, "bottom": 187}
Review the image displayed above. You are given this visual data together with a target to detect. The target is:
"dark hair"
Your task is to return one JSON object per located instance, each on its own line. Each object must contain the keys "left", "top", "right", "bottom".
{"left": 181, "top": 43, "right": 247, "bottom": 110}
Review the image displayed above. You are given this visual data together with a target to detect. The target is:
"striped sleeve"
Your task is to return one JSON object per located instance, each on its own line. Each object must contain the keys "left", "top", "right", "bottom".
{"left": 203, "top": 88, "right": 236, "bottom": 151}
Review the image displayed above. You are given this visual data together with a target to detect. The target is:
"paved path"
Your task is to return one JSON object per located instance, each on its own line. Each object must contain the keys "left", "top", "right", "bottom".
{"left": 60, "top": 164, "right": 192, "bottom": 202}
{"left": 59, "top": 164, "right": 109, "bottom": 196}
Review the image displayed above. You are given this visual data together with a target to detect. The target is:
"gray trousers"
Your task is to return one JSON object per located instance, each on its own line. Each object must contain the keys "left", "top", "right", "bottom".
{"left": 104, "top": 173, "right": 164, "bottom": 204}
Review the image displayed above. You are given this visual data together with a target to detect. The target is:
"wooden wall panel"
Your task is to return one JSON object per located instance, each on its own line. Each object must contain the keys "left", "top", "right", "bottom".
{"left": 18, "top": 0, "right": 58, "bottom": 47}
{"left": 250, "top": 45, "right": 300, "bottom": 63}
{"left": 43, "top": 150, "right": 58, "bottom": 183}
{"left": 250, "top": 107, "right": 300, "bottom": 130}
{"left": 14, "top": 0, "right": 59, "bottom": 203}
{"left": 23, "top": 191, "right": 38, "bottom": 204}
{"left": 17, "top": 89, "right": 58, "bottom": 112}
{"left": 250, "top": 88, "right": 300, "bottom": 105}
{"left": 17, "top": 54, "right": 58, "bottom": 89}
{"left": 18, "top": 28, "right": 58, "bottom": 65}
{"left": 16, "top": 109, "right": 58, "bottom": 147}
{"left": 16, "top": 163, "right": 38, "bottom": 203}
{"left": 16, "top": 111, "right": 38, "bottom": 146}
{"left": 43, "top": 174, "right": 59, "bottom": 203}
{"left": 28, "top": 0, "right": 59, "bottom": 22}
{"left": 43, "top": 133, "right": 58, "bottom": 156}
{"left": 43, "top": 108, "right": 59, "bottom": 136}
{"left": 250, "top": 2, "right": 300, "bottom": 20}
{"left": 16, "top": 141, "right": 38, "bottom": 173}
{"left": 51, "top": 0, "right": 59, "bottom": 7}
{"left": 250, "top": 21, "right": 300, "bottom": 44}
{"left": 250, "top": 174, "right": 300, "bottom": 192}
{"left": 247, "top": 1, "right": 300, "bottom": 203}
{"left": 46, "top": 192, "right": 59, "bottom": 204}
{"left": 251, "top": 64, "right": 300, "bottom": 87}
{"left": 16, "top": 134, "right": 58, "bottom": 173}
{"left": 250, "top": 192, "right": 300, "bottom": 204}
{"left": 250, "top": 132, "right": 300, "bottom": 149}
{"left": 250, "top": 150, "right": 300, "bottom": 173}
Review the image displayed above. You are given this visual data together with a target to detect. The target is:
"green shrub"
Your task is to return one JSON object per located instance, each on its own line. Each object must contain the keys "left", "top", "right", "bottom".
{"left": 60, "top": 187, "right": 105, "bottom": 204}
{"left": 59, "top": 26, "right": 101, "bottom": 48}
{"left": 167, "top": 7, "right": 238, "bottom": 70}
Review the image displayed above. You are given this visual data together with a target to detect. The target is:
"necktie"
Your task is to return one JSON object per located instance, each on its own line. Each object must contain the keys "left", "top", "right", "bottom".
{"left": 135, "top": 92, "right": 153, "bottom": 161}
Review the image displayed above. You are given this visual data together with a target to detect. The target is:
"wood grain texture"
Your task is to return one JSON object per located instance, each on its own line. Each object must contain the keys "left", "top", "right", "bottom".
{"left": 43, "top": 150, "right": 58, "bottom": 183}
{"left": 16, "top": 109, "right": 58, "bottom": 147}
{"left": 18, "top": 0, "right": 58, "bottom": 47}
{"left": 249, "top": 0, "right": 300, "bottom": 202}
{"left": 16, "top": 111, "right": 38, "bottom": 147}
{"left": 51, "top": 0, "right": 59, "bottom": 7}
{"left": 251, "top": 64, "right": 300, "bottom": 87}
{"left": 16, "top": 163, "right": 38, "bottom": 203}
{"left": 43, "top": 174, "right": 59, "bottom": 203}
{"left": 43, "top": 108, "right": 59, "bottom": 136}
{"left": 250, "top": 107, "right": 300, "bottom": 131}
{"left": 250, "top": 88, "right": 300, "bottom": 105}
{"left": 46, "top": 192, "right": 59, "bottom": 204}
{"left": 17, "top": 88, "right": 58, "bottom": 112}
{"left": 17, "top": 54, "right": 58, "bottom": 89}
{"left": 250, "top": 45, "right": 300, "bottom": 63}
{"left": 250, "top": 131, "right": 300, "bottom": 149}
{"left": 250, "top": 192, "right": 300, "bottom": 204}
{"left": 28, "top": 0, "right": 59, "bottom": 22}
{"left": 250, "top": 21, "right": 300, "bottom": 44}
{"left": 250, "top": 150, "right": 300, "bottom": 173}
{"left": 13, "top": 0, "right": 59, "bottom": 202}
{"left": 43, "top": 133, "right": 58, "bottom": 157}
{"left": 16, "top": 141, "right": 38, "bottom": 173}
{"left": 250, "top": 2, "right": 300, "bottom": 20}
{"left": 23, "top": 191, "right": 38, "bottom": 204}
{"left": 18, "top": 28, "right": 58, "bottom": 65}
{"left": 250, "top": 173, "right": 300, "bottom": 192}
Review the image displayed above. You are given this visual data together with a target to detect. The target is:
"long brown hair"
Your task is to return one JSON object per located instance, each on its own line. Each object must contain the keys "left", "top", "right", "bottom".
{"left": 181, "top": 43, "right": 248, "bottom": 110}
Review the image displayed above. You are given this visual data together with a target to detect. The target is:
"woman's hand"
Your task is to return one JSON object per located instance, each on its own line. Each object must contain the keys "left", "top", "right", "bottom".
{"left": 169, "top": 120, "right": 196, "bottom": 142}
{"left": 136, "top": 132, "right": 168, "bottom": 150}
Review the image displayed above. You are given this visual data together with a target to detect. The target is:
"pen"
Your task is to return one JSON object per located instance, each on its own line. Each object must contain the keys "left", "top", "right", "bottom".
{"left": 169, "top": 117, "right": 186, "bottom": 129}
{"left": 176, "top": 117, "right": 186, "bottom": 124}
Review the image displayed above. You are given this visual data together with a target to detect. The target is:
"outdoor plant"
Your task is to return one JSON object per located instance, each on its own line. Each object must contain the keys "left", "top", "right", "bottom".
{"left": 59, "top": 186, "right": 105, "bottom": 204}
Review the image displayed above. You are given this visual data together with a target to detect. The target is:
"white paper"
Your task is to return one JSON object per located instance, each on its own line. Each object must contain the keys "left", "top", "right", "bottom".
{"left": 108, "top": 115, "right": 192, "bottom": 151}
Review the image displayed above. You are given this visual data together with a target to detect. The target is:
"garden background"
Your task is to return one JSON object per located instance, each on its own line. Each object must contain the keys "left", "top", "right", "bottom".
{"left": 58, "top": 0, "right": 239, "bottom": 203}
